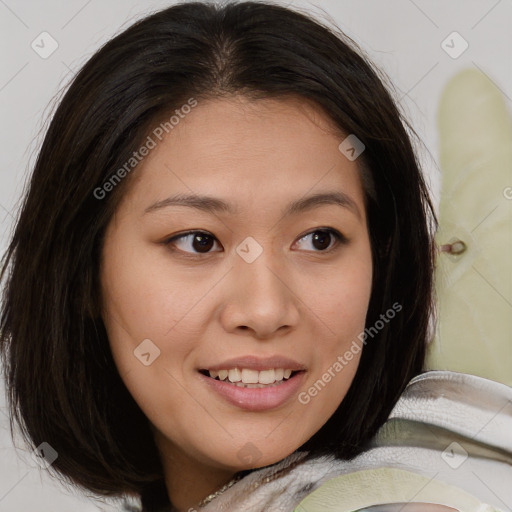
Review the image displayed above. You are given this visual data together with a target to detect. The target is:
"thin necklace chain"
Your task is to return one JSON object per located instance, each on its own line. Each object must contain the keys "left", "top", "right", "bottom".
{"left": 196, "top": 473, "right": 244, "bottom": 507}
{"left": 194, "top": 452, "right": 309, "bottom": 509}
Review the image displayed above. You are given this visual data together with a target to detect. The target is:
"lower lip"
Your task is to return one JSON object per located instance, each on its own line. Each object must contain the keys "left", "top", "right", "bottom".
{"left": 198, "top": 371, "right": 306, "bottom": 411}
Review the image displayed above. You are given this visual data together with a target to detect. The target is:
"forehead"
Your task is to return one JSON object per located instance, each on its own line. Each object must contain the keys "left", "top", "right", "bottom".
{"left": 121, "top": 95, "right": 367, "bottom": 220}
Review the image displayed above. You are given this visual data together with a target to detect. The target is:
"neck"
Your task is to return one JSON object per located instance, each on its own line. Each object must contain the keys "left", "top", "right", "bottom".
{"left": 167, "top": 461, "right": 237, "bottom": 511}
{"left": 153, "top": 433, "right": 238, "bottom": 511}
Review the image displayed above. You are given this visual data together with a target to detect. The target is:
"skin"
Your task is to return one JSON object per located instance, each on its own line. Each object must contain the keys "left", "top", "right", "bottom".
{"left": 100, "top": 95, "right": 373, "bottom": 511}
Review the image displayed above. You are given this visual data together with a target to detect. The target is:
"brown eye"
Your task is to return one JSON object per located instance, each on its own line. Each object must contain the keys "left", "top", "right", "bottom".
{"left": 164, "top": 231, "right": 222, "bottom": 255}
{"left": 294, "top": 228, "right": 347, "bottom": 252}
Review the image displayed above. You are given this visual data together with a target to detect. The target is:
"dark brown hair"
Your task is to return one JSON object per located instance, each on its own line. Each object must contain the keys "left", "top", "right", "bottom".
{"left": 0, "top": 1, "right": 437, "bottom": 510}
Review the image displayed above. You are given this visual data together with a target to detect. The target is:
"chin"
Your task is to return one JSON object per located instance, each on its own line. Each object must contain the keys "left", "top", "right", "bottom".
{"left": 212, "top": 441, "right": 301, "bottom": 472}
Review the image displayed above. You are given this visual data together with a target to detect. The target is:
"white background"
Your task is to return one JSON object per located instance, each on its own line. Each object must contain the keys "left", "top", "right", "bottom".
{"left": 1, "top": 0, "right": 511, "bottom": 510}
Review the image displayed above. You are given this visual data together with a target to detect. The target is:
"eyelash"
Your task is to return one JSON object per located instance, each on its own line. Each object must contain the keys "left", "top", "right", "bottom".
{"left": 162, "top": 228, "right": 348, "bottom": 258}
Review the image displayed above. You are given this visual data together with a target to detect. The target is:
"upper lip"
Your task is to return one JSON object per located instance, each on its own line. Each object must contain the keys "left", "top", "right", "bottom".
{"left": 200, "top": 355, "right": 306, "bottom": 372}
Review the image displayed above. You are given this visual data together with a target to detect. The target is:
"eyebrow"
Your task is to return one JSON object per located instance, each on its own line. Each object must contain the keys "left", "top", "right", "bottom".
{"left": 144, "top": 191, "right": 362, "bottom": 220}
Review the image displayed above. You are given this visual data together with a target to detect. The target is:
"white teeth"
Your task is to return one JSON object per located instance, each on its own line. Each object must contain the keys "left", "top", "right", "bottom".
{"left": 258, "top": 369, "right": 275, "bottom": 384}
{"left": 241, "top": 369, "right": 259, "bottom": 384}
{"left": 207, "top": 368, "right": 297, "bottom": 385}
{"left": 228, "top": 368, "right": 242, "bottom": 383}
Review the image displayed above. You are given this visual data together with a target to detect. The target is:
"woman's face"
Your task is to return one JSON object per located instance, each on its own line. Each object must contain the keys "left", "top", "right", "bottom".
{"left": 100, "top": 96, "right": 373, "bottom": 473}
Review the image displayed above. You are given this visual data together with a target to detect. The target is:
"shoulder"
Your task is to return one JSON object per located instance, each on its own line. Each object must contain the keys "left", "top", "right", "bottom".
{"left": 294, "top": 466, "right": 501, "bottom": 512}
{"left": 295, "top": 370, "right": 512, "bottom": 512}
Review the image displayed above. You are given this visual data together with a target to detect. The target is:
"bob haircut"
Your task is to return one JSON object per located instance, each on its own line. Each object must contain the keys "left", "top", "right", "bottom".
{"left": 0, "top": 0, "right": 437, "bottom": 508}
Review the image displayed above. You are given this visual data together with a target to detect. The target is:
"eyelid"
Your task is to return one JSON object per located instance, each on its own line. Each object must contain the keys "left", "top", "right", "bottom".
{"left": 163, "top": 227, "right": 348, "bottom": 257}
{"left": 163, "top": 230, "right": 222, "bottom": 257}
{"left": 293, "top": 227, "right": 348, "bottom": 251}
{"left": 296, "top": 227, "right": 348, "bottom": 245}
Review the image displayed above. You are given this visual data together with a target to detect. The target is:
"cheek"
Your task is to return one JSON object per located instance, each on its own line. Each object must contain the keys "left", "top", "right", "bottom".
{"left": 316, "top": 255, "right": 373, "bottom": 338}
{"left": 101, "top": 237, "right": 187, "bottom": 337}
{"left": 100, "top": 248, "right": 195, "bottom": 422}
{"left": 304, "top": 247, "right": 372, "bottom": 408}
{"left": 100, "top": 237, "right": 218, "bottom": 399}
{"left": 100, "top": 237, "right": 176, "bottom": 369}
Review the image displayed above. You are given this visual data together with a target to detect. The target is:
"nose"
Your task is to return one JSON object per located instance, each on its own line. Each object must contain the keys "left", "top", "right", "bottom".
{"left": 219, "top": 246, "right": 301, "bottom": 340}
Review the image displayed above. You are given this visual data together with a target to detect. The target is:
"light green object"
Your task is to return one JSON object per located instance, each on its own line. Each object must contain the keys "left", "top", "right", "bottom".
{"left": 426, "top": 68, "right": 512, "bottom": 386}
{"left": 294, "top": 467, "right": 499, "bottom": 512}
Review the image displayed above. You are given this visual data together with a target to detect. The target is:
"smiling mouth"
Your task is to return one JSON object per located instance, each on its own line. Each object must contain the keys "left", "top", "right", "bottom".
{"left": 198, "top": 368, "right": 303, "bottom": 388}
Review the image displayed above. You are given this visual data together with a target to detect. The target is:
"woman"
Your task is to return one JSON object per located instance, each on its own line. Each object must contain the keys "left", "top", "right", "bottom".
{"left": 1, "top": 2, "right": 509, "bottom": 511}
